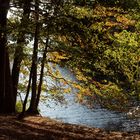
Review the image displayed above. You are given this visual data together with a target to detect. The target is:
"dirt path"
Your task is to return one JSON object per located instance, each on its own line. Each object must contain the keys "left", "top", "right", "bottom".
{"left": 0, "top": 115, "right": 139, "bottom": 140}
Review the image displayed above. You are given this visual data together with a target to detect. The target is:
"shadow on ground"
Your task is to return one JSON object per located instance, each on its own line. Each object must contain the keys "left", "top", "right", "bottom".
{"left": 0, "top": 115, "right": 139, "bottom": 140}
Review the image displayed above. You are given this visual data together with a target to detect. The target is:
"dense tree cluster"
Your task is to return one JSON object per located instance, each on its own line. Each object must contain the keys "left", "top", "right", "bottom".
{"left": 0, "top": 0, "right": 140, "bottom": 114}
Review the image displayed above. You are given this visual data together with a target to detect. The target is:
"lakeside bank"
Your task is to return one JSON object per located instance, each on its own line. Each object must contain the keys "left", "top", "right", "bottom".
{"left": 0, "top": 115, "right": 139, "bottom": 140}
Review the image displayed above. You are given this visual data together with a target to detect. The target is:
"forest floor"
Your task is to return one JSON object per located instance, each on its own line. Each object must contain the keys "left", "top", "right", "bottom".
{"left": 0, "top": 115, "right": 139, "bottom": 140}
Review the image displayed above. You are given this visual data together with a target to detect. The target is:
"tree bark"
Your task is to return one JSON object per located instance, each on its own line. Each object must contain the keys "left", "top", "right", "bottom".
{"left": 0, "top": 0, "right": 15, "bottom": 113}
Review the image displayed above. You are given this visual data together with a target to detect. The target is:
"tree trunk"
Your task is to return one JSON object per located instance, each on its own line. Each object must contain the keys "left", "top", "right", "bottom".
{"left": 12, "top": 0, "right": 32, "bottom": 107}
{"left": 36, "top": 37, "right": 49, "bottom": 109}
{"left": 0, "top": 0, "right": 15, "bottom": 113}
{"left": 18, "top": 65, "right": 33, "bottom": 119}
{"left": 27, "top": 0, "right": 40, "bottom": 114}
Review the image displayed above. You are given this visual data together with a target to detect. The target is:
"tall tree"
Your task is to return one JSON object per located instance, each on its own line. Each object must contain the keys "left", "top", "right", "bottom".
{"left": 12, "top": 0, "right": 32, "bottom": 106}
{"left": 0, "top": 0, "right": 15, "bottom": 113}
{"left": 27, "top": 0, "right": 40, "bottom": 114}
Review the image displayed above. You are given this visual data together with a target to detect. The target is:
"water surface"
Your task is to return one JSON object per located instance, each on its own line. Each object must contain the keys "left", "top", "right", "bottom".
{"left": 39, "top": 94, "right": 140, "bottom": 132}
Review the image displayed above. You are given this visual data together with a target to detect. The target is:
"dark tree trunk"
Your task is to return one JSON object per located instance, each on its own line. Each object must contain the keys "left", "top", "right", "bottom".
{"left": 0, "top": 0, "right": 15, "bottom": 113}
{"left": 36, "top": 37, "right": 49, "bottom": 109}
{"left": 18, "top": 65, "right": 33, "bottom": 119}
{"left": 12, "top": 0, "right": 32, "bottom": 106}
{"left": 27, "top": 0, "right": 40, "bottom": 114}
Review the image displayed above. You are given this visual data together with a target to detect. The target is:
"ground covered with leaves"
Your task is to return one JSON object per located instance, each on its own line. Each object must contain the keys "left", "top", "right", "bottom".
{"left": 0, "top": 115, "right": 139, "bottom": 140}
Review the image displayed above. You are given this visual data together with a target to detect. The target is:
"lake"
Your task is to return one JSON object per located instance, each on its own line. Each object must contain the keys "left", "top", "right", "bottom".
{"left": 38, "top": 66, "right": 140, "bottom": 132}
